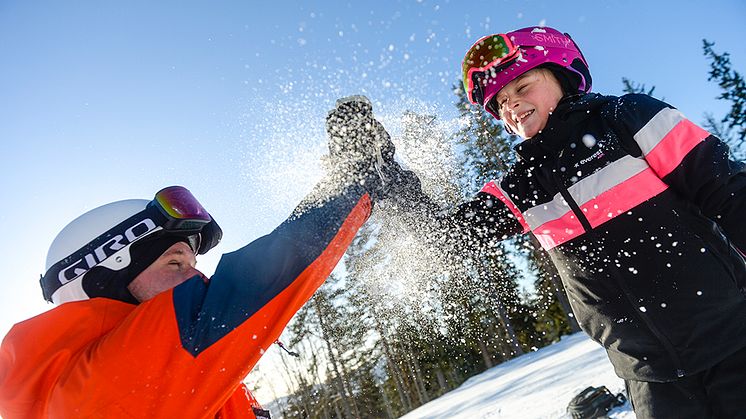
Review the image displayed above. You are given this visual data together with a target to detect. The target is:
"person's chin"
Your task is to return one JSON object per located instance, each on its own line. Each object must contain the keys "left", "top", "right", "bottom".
{"left": 519, "top": 127, "right": 537, "bottom": 139}
{"left": 522, "top": 122, "right": 544, "bottom": 139}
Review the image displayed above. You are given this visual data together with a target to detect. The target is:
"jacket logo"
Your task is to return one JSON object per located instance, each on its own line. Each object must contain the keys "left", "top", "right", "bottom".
{"left": 57, "top": 218, "right": 157, "bottom": 285}
{"left": 574, "top": 149, "right": 605, "bottom": 168}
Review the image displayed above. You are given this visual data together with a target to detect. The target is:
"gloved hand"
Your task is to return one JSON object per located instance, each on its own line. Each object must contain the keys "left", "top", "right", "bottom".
{"left": 325, "top": 95, "right": 435, "bottom": 213}
{"left": 326, "top": 96, "right": 393, "bottom": 169}
{"left": 325, "top": 95, "right": 397, "bottom": 198}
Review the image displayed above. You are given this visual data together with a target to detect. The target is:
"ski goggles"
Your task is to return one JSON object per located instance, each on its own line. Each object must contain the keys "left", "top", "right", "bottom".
{"left": 40, "top": 186, "right": 222, "bottom": 302}
{"left": 462, "top": 33, "right": 520, "bottom": 105}
{"left": 153, "top": 186, "right": 213, "bottom": 234}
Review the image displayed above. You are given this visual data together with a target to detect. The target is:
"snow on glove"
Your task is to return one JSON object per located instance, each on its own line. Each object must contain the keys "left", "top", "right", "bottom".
{"left": 326, "top": 95, "right": 396, "bottom": 198}
{"left": 325, "top": 95, "right": 433, "bottom": 211}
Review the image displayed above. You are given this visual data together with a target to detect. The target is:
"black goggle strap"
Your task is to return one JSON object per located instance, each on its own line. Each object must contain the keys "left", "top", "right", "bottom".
{"left": 470, "top": 70, "right": 486, "bottom": 105}
{"left": 485, "top": 95, "right": 500, "bottom": 117}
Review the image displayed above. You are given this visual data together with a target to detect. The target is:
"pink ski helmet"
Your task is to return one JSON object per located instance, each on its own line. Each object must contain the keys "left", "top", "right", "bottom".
{"left": 462, "top": 26, "right": 592, "bottom": 119}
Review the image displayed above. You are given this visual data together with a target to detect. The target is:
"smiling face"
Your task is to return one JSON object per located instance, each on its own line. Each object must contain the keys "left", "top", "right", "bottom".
{"left": 127, "top": 241, "right": 203, "bottom": 302}
{"left": 490, "top": 68, "right": 564, "bottom": 139}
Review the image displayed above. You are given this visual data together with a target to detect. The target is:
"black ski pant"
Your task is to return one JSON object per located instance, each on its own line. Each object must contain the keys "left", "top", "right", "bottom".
{"left": 625, "top": 344, "right": 746, "bottom": 418}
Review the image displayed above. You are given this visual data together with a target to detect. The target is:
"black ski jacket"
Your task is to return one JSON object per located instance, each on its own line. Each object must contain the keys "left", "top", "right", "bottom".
{"left": 451, "top": 93, "right": 746, "bottom": 382}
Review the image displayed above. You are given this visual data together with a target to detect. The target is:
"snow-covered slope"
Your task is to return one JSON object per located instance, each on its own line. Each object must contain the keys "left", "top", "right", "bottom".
{"left": 400, "top": 332, "right": 634, "bottom": 418}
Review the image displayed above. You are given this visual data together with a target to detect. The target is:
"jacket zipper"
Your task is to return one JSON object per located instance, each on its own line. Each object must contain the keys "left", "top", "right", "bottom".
{"left": 550, "top": 152, "right": 686, "bottom": 378}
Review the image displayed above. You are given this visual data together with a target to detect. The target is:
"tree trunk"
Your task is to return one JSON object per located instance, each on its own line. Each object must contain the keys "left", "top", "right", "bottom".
{"left": 379, "top": 384, "right": 395, "bottom": 419}
{"left": 280, "top": 352, "right": 313, "bottom": 418}
{"left": 447, "top": 367, "right": 463, "bottom": 388}
{"left": 309, "top": 342, "right": 332, "bottom": 419}
{"left": 401, "top": 340, "right": 429, "bottom": 405}
{"left": 314, "top": 299, "right": 356, "bottom": 419}
{"left": 394, "top": 339, "right": 425, "bottom": 409}
{"left": 261, "top": 368, "right": 290, "bottom": 419}
{"left": 338, "top": 354, "right": 362, "bottom": 418}
{"left": 491, "top": 294, "right": 524, "bottom": 357}
{"left": 411, "top": 351, "right": 431, "bottom": 403}
{"left": 374, "top": 317, "right": 413, "bottom": 412}
{"left": 469, "top": 252, "right": 524, "bottom": 358}
{"left": 435, "top": 369, "right": 448, "bottom": 393}
{"left": 332, "top": 397, "right": 344, "bottom": 419}
{"left": 477, "top": 338, "right": 494, "bottom": 368}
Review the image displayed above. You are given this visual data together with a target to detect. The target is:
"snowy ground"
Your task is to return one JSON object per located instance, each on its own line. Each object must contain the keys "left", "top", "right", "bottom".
{"left": 399, "top": 332, "right": 634, "bottom": 419}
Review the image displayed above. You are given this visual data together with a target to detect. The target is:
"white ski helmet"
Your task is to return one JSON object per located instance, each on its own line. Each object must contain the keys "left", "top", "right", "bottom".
{"left": 41, "top": 186, "right": 221, "bottom": 305}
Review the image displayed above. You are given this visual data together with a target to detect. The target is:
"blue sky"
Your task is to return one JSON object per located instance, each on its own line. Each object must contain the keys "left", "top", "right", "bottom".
{"left": 0, "top": 0, "right": 744, "bottom": 390}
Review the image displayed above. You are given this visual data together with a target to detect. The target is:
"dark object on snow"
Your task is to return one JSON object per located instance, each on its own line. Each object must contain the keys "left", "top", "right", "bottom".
{"left": 567, "top": 385, "right": 626, "bottom": 418}
{"left": 252, "top": 406, "right": 271, "bottom": 418}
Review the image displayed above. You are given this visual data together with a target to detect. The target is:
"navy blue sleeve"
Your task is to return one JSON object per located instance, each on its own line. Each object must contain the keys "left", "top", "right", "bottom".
{"left": 172, "top": 182, "right": 369, "bottom": 356}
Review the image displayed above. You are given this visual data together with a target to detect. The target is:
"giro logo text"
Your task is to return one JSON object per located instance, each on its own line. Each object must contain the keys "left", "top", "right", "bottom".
{"left": 57, "top": 218, "right": 157, "bottom": 284}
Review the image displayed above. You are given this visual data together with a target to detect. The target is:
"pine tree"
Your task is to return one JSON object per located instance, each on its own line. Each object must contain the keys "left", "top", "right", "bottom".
{"left": 346, "top": 220, "right": 441, "bottom": 413}
{"left": 702, "top": 39, "right": 746, "bottom": 158}
{"left": 621, "top": 77, "right": 659, "bottom": 98}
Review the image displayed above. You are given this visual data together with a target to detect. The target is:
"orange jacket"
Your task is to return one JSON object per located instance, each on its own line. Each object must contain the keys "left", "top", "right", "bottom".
{"left": 0, "top": 185, "right": 372, "bottom": 418}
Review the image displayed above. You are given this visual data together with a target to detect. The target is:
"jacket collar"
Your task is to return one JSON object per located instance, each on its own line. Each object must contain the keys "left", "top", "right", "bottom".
{"left": 513, "top": 93, "right": 612, "bottom": 161}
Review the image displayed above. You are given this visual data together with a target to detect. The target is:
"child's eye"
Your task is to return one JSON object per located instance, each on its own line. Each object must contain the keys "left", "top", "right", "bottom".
{"left": 517, "top": 85, "right": 527, "bottom": 93}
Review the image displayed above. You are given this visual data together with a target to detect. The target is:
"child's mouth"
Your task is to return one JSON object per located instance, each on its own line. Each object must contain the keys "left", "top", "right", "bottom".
{"left": 515, "top": 109, "right": 535, "bottom": 124}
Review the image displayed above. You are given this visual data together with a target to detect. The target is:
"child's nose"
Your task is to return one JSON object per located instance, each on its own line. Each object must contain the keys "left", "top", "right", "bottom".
{"left": 507, "top": 100, "right": 522, "bottom": 117}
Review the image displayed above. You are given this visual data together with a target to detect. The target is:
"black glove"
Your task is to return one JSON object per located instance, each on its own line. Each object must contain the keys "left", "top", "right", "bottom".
{"left": 326, "top": 96, "right": 395, "bottom": 167}
{"left": 325, "top": 96, "right": 396, "bottom": 198}
{"left": 325, "top": 95, "right": 437, "bottom": 214}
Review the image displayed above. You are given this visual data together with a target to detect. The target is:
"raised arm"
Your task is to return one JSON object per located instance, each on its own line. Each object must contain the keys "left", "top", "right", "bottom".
{"left": 4, "top": 98, "right": 397, "bottom": 417}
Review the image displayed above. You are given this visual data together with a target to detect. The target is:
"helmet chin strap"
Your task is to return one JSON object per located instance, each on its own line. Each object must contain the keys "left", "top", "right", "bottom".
{"left": 81, "top": 235, "right": 188, "bottom": 304}
{"left": 504, "top": 122, "right": 516, "bottom": 136}
{"left": 82, "top": 266, "right": 140, "bottom": 304}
